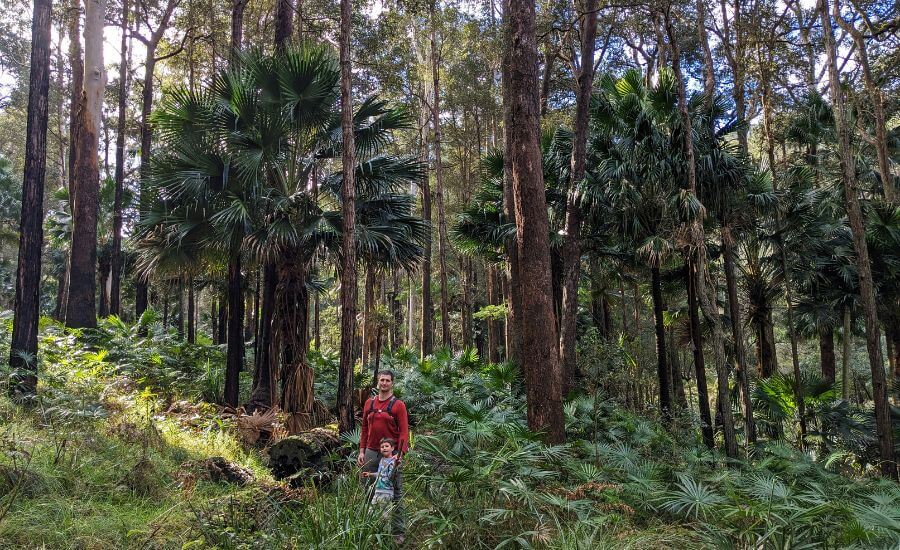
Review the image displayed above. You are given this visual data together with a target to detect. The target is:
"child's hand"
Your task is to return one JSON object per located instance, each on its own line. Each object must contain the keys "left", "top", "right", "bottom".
{"left": 360, "top": 472, "right": 370, "bottom": 477}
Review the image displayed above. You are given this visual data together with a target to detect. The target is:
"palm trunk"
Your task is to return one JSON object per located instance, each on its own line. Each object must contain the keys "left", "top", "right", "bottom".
{"left": 559, "top": 0, "right": 598, "bottom": 395}
{"left": 686, "top": 260, "right": 715, "bottom": 448}
{"left": 8, "top": 0, "right": 52, "bottom": 398}
{"left": 842, "top": 306, "right": 851, "bottom": 400}
{"left": 276, "top": 256, "right": 315, "bottom": 433}
{"left": 651, "top": 266, "right": 674, "bottom": 421}
{"left": 187, "top": 278, "right": 195, "bottom": 343}
{"left": 666, "top": 11, "right": 737, "bottom": 458}
{"left": 337, "top": 0, "right": 357, "bottom": 434}
{"left": 722, "top": 226, "right": 756, "bottom": 444}
{"left": 504, "top": 0, "right": 564, "bottom": 443}
{"left": 248, "top": 261, "right": 276, "bottom": 411}
{"left": 819, "top": 324, "right": 836, "bottom": 384}
{"left": 224, "top": 253, "right": 244, "bottom": 407}
{"left": 66, "top": 0, "right": 105, "bottom": 329}
{"left": 820, "top": 0, "right": 895, "bottom": 478}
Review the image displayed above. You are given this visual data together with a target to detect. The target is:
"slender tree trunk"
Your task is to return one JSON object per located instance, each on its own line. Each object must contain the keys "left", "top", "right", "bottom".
{"left": 539, "top": 35, "right": 554, "bottom": 116}
{"left": 687, "top": 261, "right": 715, "bottom": 448}
{"left": 337, "top": 0, "right": 357, "bottom": 434}
{"left": 819, "top": 324, "right": 836, "bottom": 384}
{"left": 419, "top": 108, "right": 434, "bottom": 358}
{"left": 722, "top": 226, "right": 756, "bottom": 444}
{"left": 486, "top": 265, "right": 501, "bottom": 363}
{"left": 429, "top": 5, "right": 451, "bottom": 349}
{"left": 224, "top": 253, "right": 244, "bottom": 407}
{"left": 66, "top": 0, "right": 105, "bottom": 329}
{"left": 504, "top": 0, "right": 564, "bottom": 443}
{"left": 651, "top": 266, "right": 674, "bottom": 421}
{"left": 135, "top": 59, "right": 155, "bottom": 318}
{"left": 110, "top": 0, "right": 128, "bottom": 317}
{"left": 98, "top": 254, "right": 110, "bottom": 318}
{"left": 248, "top": 261, "right": 276, "bottom": 411}
{"left": 187, "top": 278, "right": 195, "bottom": 343}
{"left": 559, "top": 0, "right": 597, "bottom": 395}
{"left": 57, "top": 0, "right": 83, "bottom": 323}
{"left": 820, "top": 0, "right": 895, "bottom": 478}
{"left": 362, "top": 263, "right": 374, "bottom": 367}
{"left": 217, "top": 292, "right": 227, "bottom": 344}
{"left": 8, "top": 0, "right": 52, "bottom": 398}
{"left": 842, "top": 306, "right": 851, "bottom": 400}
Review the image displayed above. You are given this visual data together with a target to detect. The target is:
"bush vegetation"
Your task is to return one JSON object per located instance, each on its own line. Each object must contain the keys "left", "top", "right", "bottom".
{"left": 2, "top": 317, "right": 898, "bottom": 549}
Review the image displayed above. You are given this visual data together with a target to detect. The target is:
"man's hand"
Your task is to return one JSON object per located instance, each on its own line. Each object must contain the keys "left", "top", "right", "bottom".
{"left": 357, "top": 449, "right": 366, "bottom": 467}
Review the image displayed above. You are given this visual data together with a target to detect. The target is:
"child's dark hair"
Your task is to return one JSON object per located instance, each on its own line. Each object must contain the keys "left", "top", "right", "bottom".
{"left": 380, "top": 437, "right": 396, "bottom": 448}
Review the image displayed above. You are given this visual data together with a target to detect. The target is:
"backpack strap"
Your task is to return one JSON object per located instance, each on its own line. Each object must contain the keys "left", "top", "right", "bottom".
{"left": 367, "top": 397, "right": 400, "bottom": 430}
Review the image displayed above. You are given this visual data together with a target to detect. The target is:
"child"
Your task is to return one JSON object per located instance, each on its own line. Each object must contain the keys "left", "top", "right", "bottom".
{"left": 362, "top": 437, "right": 398, "bottom": 509}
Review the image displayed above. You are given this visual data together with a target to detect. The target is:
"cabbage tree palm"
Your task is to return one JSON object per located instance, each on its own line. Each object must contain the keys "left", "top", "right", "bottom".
{"left": 136, "top": 45, "right": 427, "bottom": 425}
{"left": 582, "top": 69, "right": 697, "bottom": 430}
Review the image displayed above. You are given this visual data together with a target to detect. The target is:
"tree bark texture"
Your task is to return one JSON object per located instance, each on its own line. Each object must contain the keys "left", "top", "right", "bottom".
{"left": 274, "top": 0, "right": 293, "bottom": 50}
{"left": 820, "top": 0, "right": 895, "bottom": 478}
{"left": 503, "top": 0, "right": 565, "bottom": 444}
{"left": 429, "top": 6, "right": 452, "bottom": 350}
{"left": 337, "top": 0, "right": 357, "bottom": 434}
{"left": 66, "top": 0, "right": 106, "bottom": 329}
{"left": 8, "top": 0, "right": 52, "bottom": 397}
{"left": 559, "top": 0, "right": 597, "bottom": 396}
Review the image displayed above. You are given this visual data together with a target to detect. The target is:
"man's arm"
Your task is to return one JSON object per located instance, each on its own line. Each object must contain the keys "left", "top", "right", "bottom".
{"left": 359, "top": 398, "right": 370, "bottom": 450}
{"left": 397, "top": 400, "right": 410, "bottom": 454}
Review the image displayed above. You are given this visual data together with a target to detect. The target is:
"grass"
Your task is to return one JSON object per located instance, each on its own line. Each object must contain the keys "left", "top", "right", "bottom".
{"left": 1, "top": 317, "right": 899, "bottom": 549}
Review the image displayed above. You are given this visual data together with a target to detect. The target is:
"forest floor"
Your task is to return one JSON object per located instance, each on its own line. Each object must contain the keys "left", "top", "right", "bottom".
{"left": 1, "top": 319, "right": 899, "bottom": 549}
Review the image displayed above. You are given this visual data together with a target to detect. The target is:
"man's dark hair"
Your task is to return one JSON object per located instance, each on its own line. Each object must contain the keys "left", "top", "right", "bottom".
{"left": 380, "top": 437, "right": 397, "bottom": 448}
{"left": 377, "top": 369, "right": 394, "bottom": 381}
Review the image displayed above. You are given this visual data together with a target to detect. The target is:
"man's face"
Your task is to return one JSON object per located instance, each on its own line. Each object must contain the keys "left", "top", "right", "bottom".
{"left": 380, "top": 441, "right": 394, "bottom": 457}
{"left": 377, "top": 374, "right": 393, "bottom": 393}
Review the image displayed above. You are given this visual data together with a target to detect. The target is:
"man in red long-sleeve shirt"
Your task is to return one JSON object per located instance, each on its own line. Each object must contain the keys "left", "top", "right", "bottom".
{"left": 357, "top": 369, "right": 408, "bottom": 540}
